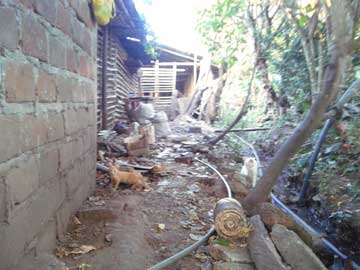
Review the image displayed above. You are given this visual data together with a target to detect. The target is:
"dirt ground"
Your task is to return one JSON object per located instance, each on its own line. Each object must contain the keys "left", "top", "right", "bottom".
{"left": 55, "top": 120, "right": 234, "bottom": 270}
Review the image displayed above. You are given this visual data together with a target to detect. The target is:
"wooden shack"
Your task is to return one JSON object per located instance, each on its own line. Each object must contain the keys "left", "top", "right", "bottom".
{"left": 97, "top": 0, "right": 150, "bottom": 130}
{"left": 139, "top": 45, "right": 202, "bottom": 114}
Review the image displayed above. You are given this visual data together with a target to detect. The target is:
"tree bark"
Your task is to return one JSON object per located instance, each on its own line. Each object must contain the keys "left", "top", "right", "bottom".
{"left": 243, "top": 49, "right": 348, "bottom": 211}
{"left": 243, "top": 0, "right": 358, "bottom": 211}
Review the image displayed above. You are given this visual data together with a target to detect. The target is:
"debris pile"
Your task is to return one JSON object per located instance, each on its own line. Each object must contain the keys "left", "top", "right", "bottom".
{"left": 55, "top": 113, "right": 331, "bottom": 270}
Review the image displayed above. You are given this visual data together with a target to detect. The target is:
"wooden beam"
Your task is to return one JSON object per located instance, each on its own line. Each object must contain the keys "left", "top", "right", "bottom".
{"left": 158, "top": 47, "right": 199, "bottom": 61}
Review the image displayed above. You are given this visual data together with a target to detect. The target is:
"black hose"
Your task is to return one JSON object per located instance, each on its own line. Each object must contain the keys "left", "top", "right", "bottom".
{"left": 298, "top": 118, "right": 334, "bottom": 202}
{"left": 233, "top": 134, "right": 360, "bottom": 270}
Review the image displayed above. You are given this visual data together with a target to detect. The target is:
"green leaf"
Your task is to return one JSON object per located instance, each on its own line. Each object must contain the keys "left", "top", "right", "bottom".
{"left": 299, "top": 16, "right": 308, "bottom": 27}
{"left": 213, "top": 238, "right": 231, "bottom": 247}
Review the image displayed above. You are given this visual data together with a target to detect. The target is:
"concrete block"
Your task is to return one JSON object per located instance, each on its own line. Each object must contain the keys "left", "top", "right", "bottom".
{"left": 34, "top": 0, "right": 57, "bottom": 26}
{"left": 56, "top": 1, "right": 72, "bottom": 36}
{"left": 59, "top": 137, "right": 83, "bottom": 170}
{"left": 46, "top": 112, "right": 65, "bottom": 142}
{"left": 38, "top": 147, "right": 59, "bottom": 185}
{"left": 56, "top": 75, "right": 75, "bottom": 102}
{"left": 35, "top": 219, "right": 57, "bottom": 254}
{"left": 0, "top": 215, "right": 29, "bottom": 269}
{"left": 0, "top": 115, "right": 22, "bottom": 163}
{"left": 22, "top": 114, "right": 48, "bottom": 151}
{"left": 6, "top": 154, "right": 39, "bottom": 207}
{"left": 5, "top": 61, "right": 36, "bottom": 102}
{"left": 37, "top": 70, "right": 57, "bottom": 103}
{"left": 49, "top": 35, "right": 66, "bottom": 69}
{"left": 0, "top": 7, "right": 19, "bottom": 50}
{"left": 22, "top": 13, "right": 48, "bottom": 62}
{"left": 0, "top": 180, "right": 6, "bottom": 222}
{"left": 66, "top": 46, "right": 79, "bottom": 73}
{"left": 65, "top": 160, "right": 84, "bottom": 197}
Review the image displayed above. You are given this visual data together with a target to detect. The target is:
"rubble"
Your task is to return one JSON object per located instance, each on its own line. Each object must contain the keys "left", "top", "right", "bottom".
{"left": 271, "top": 224, "right": 327, "bottom": 270}
{"left": 248, "top": 215, "right": 290, "bottom": 270}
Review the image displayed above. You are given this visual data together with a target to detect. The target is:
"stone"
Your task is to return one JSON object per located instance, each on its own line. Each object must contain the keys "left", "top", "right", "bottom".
{"left": 271, "top": 224, "right": 327, "bottom": 270}
{"left": 0, "top": 7, "right": 19, "bottom": 50}
{"left": 22, "top": 13, "right": 48, "bottom": 61}
{"left": 37, "top": 70, "right": 57, "bottom": 103}
{"left": 213, "top": 262, "right": 254, "bottom": 270}
{"left": 248, "top": 215, "right": 289, "bottom": 270}
{"left": 208, "top": 243, "right": 252, "bottom": 264}
{"left": 5, "top": 61, "right": 36, "bottom": 102}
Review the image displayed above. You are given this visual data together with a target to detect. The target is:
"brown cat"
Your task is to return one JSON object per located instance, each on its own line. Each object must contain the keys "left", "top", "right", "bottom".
{"left": 108, "top": 163, "right": 150, "bottom": 191}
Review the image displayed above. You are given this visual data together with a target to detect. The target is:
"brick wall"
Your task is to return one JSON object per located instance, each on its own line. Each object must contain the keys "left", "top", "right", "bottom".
{"left": 0, "top": 0, "right": 97, "bottom": 268}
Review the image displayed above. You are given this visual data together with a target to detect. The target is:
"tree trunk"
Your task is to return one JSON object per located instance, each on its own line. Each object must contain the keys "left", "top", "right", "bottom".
{"left": 255, "top": 44, "right": 278, "bottom": 113}
{"left": 243, "top": 49, "right": 348, "bottom": 211}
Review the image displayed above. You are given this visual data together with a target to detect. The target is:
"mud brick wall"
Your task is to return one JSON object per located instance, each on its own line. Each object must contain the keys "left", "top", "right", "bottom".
{"left": 0, "top": 1, "right": 97, "bottom": 268}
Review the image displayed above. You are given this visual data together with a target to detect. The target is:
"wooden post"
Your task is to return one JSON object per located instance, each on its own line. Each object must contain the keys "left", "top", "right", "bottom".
{"left": 154, "top": 60, "right": 159, "bottom": 98}
{"left": 172, "top": 63, "right": 177, "bottom": 92}
{"left": 214, "top": 198, "right": 251, "bottom": 240}
{"left": 193, "top": 54, "right": 197, "bottom": 92}
{"left": 101, "top": 26, "right": 109, "bottom": 130}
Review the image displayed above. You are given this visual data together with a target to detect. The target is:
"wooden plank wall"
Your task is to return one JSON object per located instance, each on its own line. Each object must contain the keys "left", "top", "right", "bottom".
{"left": 97, "top": 27, "right": 140, "bottom": 130}
{"left": 140, "top": 63, "right": 176, "bottom": 113}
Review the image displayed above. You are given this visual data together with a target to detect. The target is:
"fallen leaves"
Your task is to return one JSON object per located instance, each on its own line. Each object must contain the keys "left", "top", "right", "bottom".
{"left": 56, "top": 245, "right": 96, "bottom": 258}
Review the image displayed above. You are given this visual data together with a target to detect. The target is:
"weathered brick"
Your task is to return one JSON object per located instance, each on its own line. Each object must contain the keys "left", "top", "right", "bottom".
{"left": 0, "top": 115, "right": 22, "bottom": 162}
{"left": 78, "top": 1, "right": 93, "bottom": 28}
{"left": 0, "top": 180, "right": 6, "bottom": 222}
{"left": 34, "top": 0, "right": 57, "bottom": 26}
{"left": 71, "top": 19, "right": 84, "bottom": 49}
{"left": 46, "top": 112, "right": 65, "bottom": 142}
{"left": 0, "top": 7, "right": 19, "bottom": 50}
{"left": 22, "top": 114, "right": 48, "bottom": 151}
{"left": 22, "top": 13, "right": 48, "bottom": 61}
{"left": 35, "top": 219, "right": 56, "bottom": 254}
{"left": 88, "top": 58, "right": 96, "bottom": 80}
{"left": 36, "top": 70, "right": 56, "bottom": 102}
{"left": 5, "top": 61, "right": 36, "bottom": 102}
{"left": 78, "top": 53, "right": 89, "bottom": 77}
{"left": 65, "top": 161, "right": 84, "bottom": 197}
{"left": 72, "top": 79, "right": 86, "bottom": 103}
{"left": 0, "top": 215, "right": 29, "bottom": 269}
{"left": 6, "top": 154, "right": 39, "bottom": 206}
{"left": 84, "top": 81, "right": 96, "bottom": 103}
{"left": 56, "top": 1, "right": 72, "bottom": 36}
{"left": 63, "top": 107, "right": 78, "bottom": 135}
{"left": 49, "top": 36, "right": 66, "bottom": 69}
{"left": 56, "top": 75, "right": 74, "bottom": 102}
{"left": 38, "top": 148, "right": 59, "bottom": 185}
{"left": 81, "top": 28, "right": 92, "bottom": 55}
{"left": 59, "top": 137, "right": 83, "bottom": 170}
{"left": 66, "top": 47, "right": 79, "bottom": 73}
{"left": 18, "top": 0, "right": 35, "bottom": 9}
